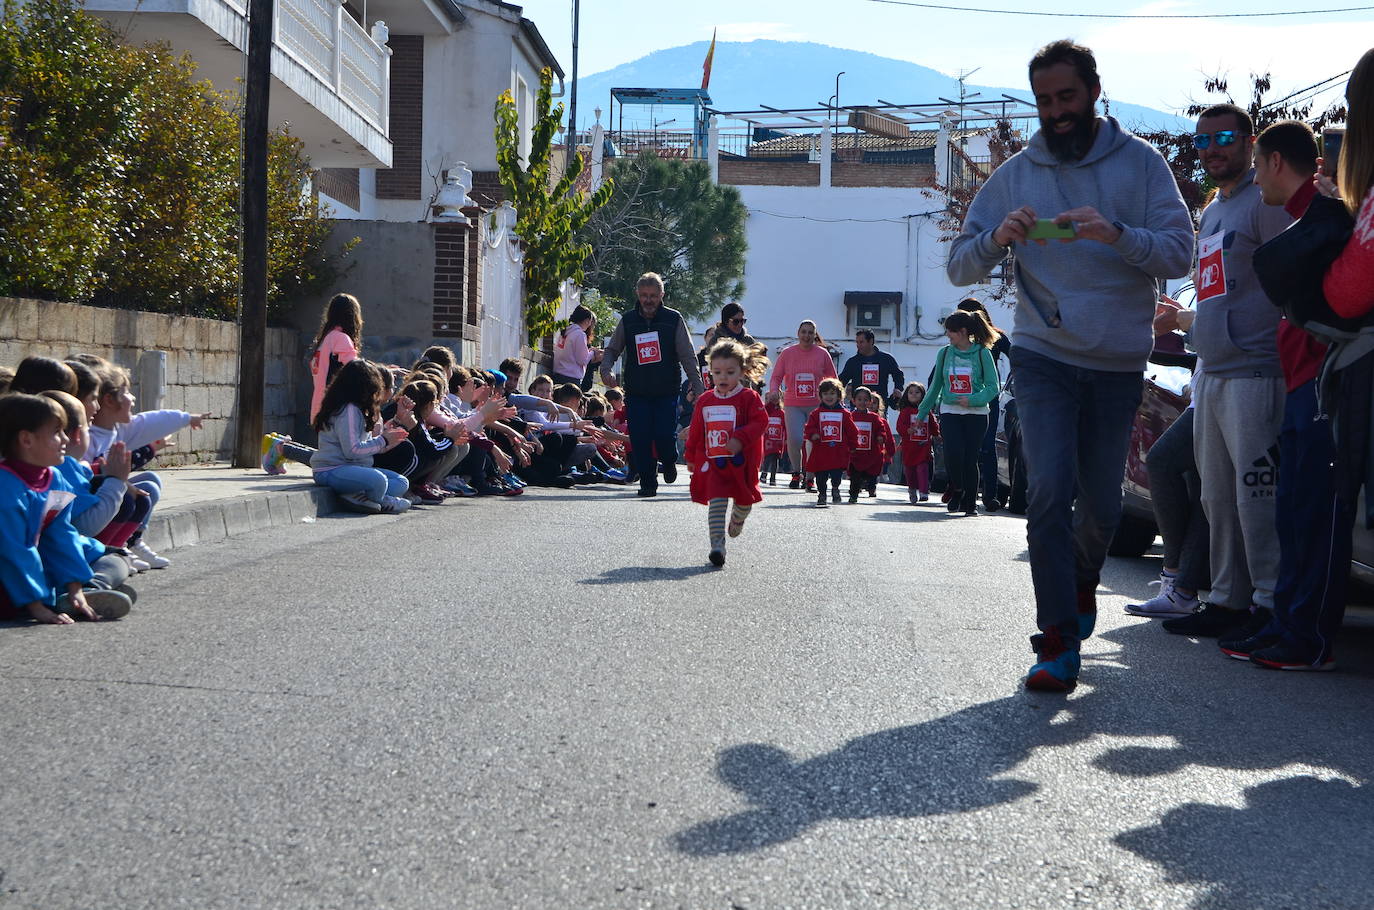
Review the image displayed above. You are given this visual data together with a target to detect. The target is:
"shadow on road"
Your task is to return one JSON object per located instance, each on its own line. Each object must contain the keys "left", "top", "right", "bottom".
{"left": 579, "top": 565, "right": 719, "bottom": 585}
{"left": 673, "top": 619, "right": 1374, "bottom": 905}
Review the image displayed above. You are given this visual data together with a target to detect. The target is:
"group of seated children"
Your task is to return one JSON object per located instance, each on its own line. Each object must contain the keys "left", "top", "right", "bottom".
{"left": 260, "top": 343, "right": 635, "bottom": 514}
{"left": 0, "top": 354, "right": 209, "bottom": 624}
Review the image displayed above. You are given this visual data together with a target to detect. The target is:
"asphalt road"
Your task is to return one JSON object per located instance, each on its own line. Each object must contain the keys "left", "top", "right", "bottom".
{"left": 3, "top": 482, "right": 1373, "bottom": 909}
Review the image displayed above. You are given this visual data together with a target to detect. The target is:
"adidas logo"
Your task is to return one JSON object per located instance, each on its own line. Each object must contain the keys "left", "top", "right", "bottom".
{"left": 1244, "top": 443, "right": 1280, "bottom": 494}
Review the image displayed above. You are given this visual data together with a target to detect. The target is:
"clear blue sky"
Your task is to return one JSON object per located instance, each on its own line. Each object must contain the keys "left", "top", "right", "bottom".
{"left": 514, "top": 0, "right": 1368, "bottom": 117}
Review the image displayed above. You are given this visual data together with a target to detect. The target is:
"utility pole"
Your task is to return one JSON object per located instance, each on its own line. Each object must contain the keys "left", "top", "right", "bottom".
{"left": 234, "top": 0, "right": 273, "bottom": 467}
{"left": 567, "top": 0, "right": 580, "bottom": 151}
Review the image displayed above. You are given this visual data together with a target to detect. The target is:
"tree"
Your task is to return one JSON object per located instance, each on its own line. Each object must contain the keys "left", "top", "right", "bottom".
{"left": 577, "top": 150, "right": 747, "bottom": 322}
{"left": 1138, "top": 71, "right": 1349, "bottom": 219}
{"left": 935, "top": 120, "right": 1023, "bottom": 299}
{"left": 494, "top": 67, "right": 612, "bottom": 345}
{"left": 0, "top": 0, "right": 354, "bottom": 318}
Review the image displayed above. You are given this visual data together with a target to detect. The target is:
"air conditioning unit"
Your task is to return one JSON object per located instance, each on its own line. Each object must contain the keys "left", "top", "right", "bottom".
{"left": 845, "top": 291, "right": 901, "bottom": 332}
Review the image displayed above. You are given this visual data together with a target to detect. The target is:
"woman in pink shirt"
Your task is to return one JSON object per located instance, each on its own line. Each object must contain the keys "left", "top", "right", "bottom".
{"left": 309, "top": 294, "right": 363, "bottom": 422}
{"left": 1324, "top": 48, "right": 1374, "bottom": 321}
{"left": 553, "top": 305, "right": 602, "bottom": 388}
{"left": 768, "top": 319, "right": 838, "bottom": 489}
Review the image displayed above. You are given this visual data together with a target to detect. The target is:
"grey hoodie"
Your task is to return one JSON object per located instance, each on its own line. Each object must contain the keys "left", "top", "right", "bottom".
{"left": 949, "top": 116, "right": 1194, "bottom": 372}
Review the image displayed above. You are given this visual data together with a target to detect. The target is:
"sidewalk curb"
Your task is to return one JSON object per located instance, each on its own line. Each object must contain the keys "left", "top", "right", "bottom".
{"left": 142, "top": 483, "right": 339, "bottom": 553}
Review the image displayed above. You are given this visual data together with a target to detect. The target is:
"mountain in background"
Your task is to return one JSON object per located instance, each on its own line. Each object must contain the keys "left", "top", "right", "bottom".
{"left": 573, "top": 40, "right": 1188, "bottom": 134}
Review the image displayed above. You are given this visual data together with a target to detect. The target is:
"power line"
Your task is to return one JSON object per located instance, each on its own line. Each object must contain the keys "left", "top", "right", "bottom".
{"left": 859, "top": 0, "right": 1374, "bottom": 19}
{"left": 1260, "top": 70, "right": 1352, "bottom": 109}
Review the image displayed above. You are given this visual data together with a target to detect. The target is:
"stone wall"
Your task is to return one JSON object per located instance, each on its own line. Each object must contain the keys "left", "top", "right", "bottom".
{"left": 0, "top": 298, "right": 308, "bottom": 464}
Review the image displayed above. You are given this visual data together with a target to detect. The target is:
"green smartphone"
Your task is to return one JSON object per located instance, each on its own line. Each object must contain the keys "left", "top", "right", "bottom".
{"left": 1026, "top": 219, "right": 1076, "bottom": 240}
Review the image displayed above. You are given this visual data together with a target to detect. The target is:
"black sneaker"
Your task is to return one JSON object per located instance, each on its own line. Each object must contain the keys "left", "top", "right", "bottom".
{"left": 636, "top": 485, "right": 658, "bottom": 497}
{"left": 1219, "top": 631, "right": 1282, "bottom": 661}
{"left": 964, "top": 507, "right": 977, "bottom": 517}
{"left": 1162, "top": 602, "right": 1247, "bottom": 638}
{"left": 708, "top": 549, "right": 725, "bottom": 568}
{"left": 816, "top": 490, "right": 828, "bottom": 508}
{"left": 947, "top": 499, "right": 960, "bottom": 513}
{"left": 789, "top": 473, "right": 801, "bottom": 489}
{"left": 985, "top": 498, "right": 1003, "bottom": 513}
{"left": 831, "top": 487, "right": 841, "bottom": 503}
{"left": 1251, "top": 641, "right": 1336, "bottom": 671}
{"left": 661, "top": 462, "right": 678, "bottom": 484}
{"left": 848, "top": 493, "right": 859, "bottom": 504}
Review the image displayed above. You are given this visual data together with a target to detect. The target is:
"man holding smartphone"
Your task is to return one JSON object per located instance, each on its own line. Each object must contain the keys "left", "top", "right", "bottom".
{"left": 948, "top": 39, "right": 1193, "bottom": 692}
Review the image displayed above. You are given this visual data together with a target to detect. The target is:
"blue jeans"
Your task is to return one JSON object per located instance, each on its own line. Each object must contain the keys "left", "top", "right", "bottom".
{"left": 1264, "top": 379, "right": 1352, "bottom": 661}
{"left": 626, "top": 393, "right": 680, "bottom": 490}
{"left": 1013, "top": 347, "right": 1143, "bottom": 645}
{"left": 314, "top": 465, "right": 408, "bottom": 502}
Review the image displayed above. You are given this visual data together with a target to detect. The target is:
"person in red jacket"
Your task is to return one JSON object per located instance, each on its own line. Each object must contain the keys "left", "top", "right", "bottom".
{"left": 761, "top": 391, "right": 787, "bottom": 486}
{"left": 685, "top": 339, "right": 771, "bottom": 568}
{"left": 847, "top": 387, "right": 894, "bottom": 503}
{"left": 895, "top": 382, "right": 939, "bottom": 504}
{"left": 804, "top": 378, "right": 858, "bottom": 508}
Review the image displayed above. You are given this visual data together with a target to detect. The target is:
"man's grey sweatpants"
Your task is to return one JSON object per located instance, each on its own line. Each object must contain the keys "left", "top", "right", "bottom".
{"left": 1193, "top": 374, "right": 1284, "bottom": 611}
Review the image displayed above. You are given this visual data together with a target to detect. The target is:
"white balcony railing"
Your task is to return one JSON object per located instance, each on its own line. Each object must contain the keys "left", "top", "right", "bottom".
{"left": 274, "top": 0, "right": 389, "bottom": 135}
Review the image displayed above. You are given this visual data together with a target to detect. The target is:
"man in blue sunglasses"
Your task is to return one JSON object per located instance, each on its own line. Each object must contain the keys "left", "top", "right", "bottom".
{"left": 948, "top": 39, "right": 1193, "bottom": 692}
{"left": 1160, "top": 103, "right": 1294, "bottom": 649}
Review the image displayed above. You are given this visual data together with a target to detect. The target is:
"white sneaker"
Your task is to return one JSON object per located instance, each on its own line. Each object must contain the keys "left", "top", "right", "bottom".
{"left": 380, "top": 495, "right": 411, "bottom": 513}
{"left": 1124, "top": 573, "right": 1198, "bottom": 617}
{"left": 130, "top": 541, "right": 170, "bottom": 569}
{"left": 124, "top": 552, "right": 151, "bottom": 573}
{"left": 338, "top": 491, "right": 383, "bottom": 514}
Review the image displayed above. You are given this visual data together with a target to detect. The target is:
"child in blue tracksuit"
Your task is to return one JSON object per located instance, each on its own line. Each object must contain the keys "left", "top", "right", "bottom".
{"left": 0, "top": 394, "right": 133, "bottom": 624}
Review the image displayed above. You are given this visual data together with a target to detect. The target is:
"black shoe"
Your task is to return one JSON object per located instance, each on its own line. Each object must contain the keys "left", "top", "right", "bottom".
{"left": 661, "top": 462, "right": 678, "bottom": 484}
{"left": 1162, "top": 602, "right": 1247, "bottom": 638}
{"left": 1251, "top": 641, "right": 1336, "bottom": 671}
{"left": 964, "top": 507, "right": 977, "bottom": 517}
{"left": 816, "top": 491, "right": 828, "bottom": 507}
{"left": 1219, "top": 631, "right": 1282, "bottom": 661}
{"left": 637, "top": 486, "right": 658, "bottom": 497}
{"left": 550, "top": 474, "right": 577, "bottom": 489}
{"left": 849, "top": 493, "right": 859, "bottom": 504}
{"left": 805, "top": 478, "right": 816, "bottom": 493}
{"left": 789, "top": 473, "right": 801, "bottom": 489}
{"left": 985, "top": 498, "right": 1003, "bottom": 513}
{"left": 708, "top": 549, "right": 725, "bottom": 567}
{"left": 831, "top": 487, "right": 841, "bottom": 503}
{"left": 947, "top": 499, "right": 960, "bottom": 513}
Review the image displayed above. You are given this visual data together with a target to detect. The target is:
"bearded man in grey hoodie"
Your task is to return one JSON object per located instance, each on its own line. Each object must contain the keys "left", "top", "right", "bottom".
{"left": 948, "top": 40, "right": 1194, "bottom": 692}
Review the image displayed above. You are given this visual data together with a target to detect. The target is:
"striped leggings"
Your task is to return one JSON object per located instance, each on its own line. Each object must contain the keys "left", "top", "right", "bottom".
{"left": 707, "top": 498, "right": 753, "bottom": 552}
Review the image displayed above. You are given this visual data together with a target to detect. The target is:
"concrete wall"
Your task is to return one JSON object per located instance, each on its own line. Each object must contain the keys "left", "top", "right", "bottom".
{"left": 0, "top": 298, "right": 307, "bottom": 463}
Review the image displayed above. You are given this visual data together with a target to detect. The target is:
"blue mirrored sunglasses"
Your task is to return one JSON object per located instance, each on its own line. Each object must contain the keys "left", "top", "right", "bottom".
{"left": 1192, "top": 130, "right": 1238, "bottom": 150}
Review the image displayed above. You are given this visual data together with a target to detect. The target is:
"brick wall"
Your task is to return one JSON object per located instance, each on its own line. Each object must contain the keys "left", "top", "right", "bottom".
{"left": 432, "top": 223, "right": 467, "bottom": 339}
{"left": 0, "top": 298, "right": 307, "bottom": 464}
{"left": 832, "top": 163, "right": 936, "bottom": 188}
{"left": 375, "top": 35, "right": 424, "bottom": 200}
{"left": 317, "top": 168, "right": 361, "bottom": 210}
{"left": 470, "top": 170, "right": 507, "bottom": 208}
{"left": 718, "top": 160, "right": 821, "bottom": 187}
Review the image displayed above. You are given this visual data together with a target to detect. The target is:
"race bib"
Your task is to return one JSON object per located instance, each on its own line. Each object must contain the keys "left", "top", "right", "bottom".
{"left": 704, "top": 405, "right": 737, "bottom": 457}
{"left": 861, "top": 363, "right": 880, "bottom": 387}
{"left": 38, "top": 490, "right": 77, "bottom": 542}
{"left": 1197, "top": 231, "right": 1227, "bottom": 302}
{"left": 948, "top": 364, "right": 973, "bottom": 396}
{"left": 909, "top": 420, "right": 929, "bottom": 442}
{"left": 853, "top": 419, "right": 873, "bottom": 451}
{"left": 701, "top": 367, "right": 712, "bottom": 388}
{"left": 819, "top": 410, "right": 843, "bottom": 441}
{"left": 635, "top": 331, "right": 662, "bottom": 365}
{"left": 794, "top": 372, "right": 816, "bottom": 399}
{"left": 766, "top": 416, "right": 785, "bottom": 442}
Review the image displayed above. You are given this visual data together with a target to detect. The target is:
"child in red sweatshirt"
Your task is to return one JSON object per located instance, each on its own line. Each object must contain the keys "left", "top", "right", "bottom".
{"left": 803, "top": 378, "right": 858, "bottom": 508}
{"left": 761, "top": 391, "right": 786, "bottom": 486}
{"left": 847, "top": 386, "right": 895, "bottom": 503}
{"left": 895, "top": 381, "right": 939, "bottom": 504}
{"left": 686, "top": 339, "right": 770, "bottom": 568}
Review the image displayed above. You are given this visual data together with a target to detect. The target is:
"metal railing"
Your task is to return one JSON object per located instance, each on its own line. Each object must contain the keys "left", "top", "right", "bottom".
{"left": 275, "top": 0, "right": 389, "bottom": 134}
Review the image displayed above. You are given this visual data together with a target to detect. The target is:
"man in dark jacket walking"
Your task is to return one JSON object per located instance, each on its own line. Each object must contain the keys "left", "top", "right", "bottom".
{"left": 600, "top": 272, "right": 706, "bottom": 497}
{"left": 839, "top": 330, "right": 905, "bottom": 407}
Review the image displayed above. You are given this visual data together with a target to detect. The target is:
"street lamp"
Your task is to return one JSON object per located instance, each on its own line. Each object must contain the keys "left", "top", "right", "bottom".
{"left": 827, "top": 71, "right": 846, "bottom": 126}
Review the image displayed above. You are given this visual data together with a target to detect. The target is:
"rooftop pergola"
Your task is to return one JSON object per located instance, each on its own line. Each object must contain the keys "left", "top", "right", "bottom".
{"left": 708, "top": 95, "right": 1039, "bottom": 134}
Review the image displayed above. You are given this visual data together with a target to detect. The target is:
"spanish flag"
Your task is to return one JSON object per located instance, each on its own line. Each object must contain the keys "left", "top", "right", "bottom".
{"left": 701, "top": 28, "right": 716, "bottom": 90}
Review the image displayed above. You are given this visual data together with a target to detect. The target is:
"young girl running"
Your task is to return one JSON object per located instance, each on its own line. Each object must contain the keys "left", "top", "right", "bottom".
{"left": 803, "top": 378, "right": 857, "bottom": 507}
{"left": 895, "top": 382, "right": 940, "bottom": 504}
{"left": 310, "top": 359, "right": 412, "bottom": 513}
{"left": 847, "top": 386, "right": 894, "bottom": 503}
{"left": 761, "top": 391, "right": 786, "bottom": 485}
{"left": 685, "top": 340, "right": 770, "bottom": 568}
{"left": 915, "top": 310, "right": 1000, "bottom": 516}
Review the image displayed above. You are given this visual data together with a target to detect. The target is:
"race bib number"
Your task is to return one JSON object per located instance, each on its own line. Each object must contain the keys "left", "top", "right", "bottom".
{"left": 861, "top": 363, "right": 880, "bottom": 387}
{"left": 794, "top": 372, "right": 816, "bottom": 399}
{"left": 948, "top": 364, "right": 973, "bottom": 396}
{"left": 909, "top": 420, "right": 929, "bottom": 442}
{"left": 1197, "top": 231, "right": 1227, "bottom": 302}
{"left": 704, "top": 405, "right": 736, "bottom": 457}
{"left": 853, "top": 419, "right": 873, "bottom": 451}
{"left": 819, "top": 410, "right": 843, "bottom": 441}
{"left": 635, "top": 331, "right": 662, "bottom": 365}
{"left": 766, "top": 416, "right": 785, "bottom": 442}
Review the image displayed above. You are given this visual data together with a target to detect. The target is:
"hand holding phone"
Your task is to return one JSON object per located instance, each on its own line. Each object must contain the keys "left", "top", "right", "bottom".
{"left": 1322, "top": 128, "right": 1345, "bottom": 178}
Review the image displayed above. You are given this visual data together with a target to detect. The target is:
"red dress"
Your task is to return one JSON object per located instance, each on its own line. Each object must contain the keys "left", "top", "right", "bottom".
{"left": 686, "top": 386, "right": 766, "bottom": 505}
{"left": 896, "top": 407, "right": 939, "bottom": 467}
{"left": 803, "top": 405, "right": 857, "bottom": 472}
{"left": 763, "top": 404, "right": 787, "bottom": 455}
{"left": 848, "top": 410, "right": 894, "bottom": 475}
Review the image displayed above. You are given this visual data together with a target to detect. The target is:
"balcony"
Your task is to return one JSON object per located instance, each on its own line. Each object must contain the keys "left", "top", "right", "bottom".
{"left": 86, "top": 0, "right": 392, "bottom": 168}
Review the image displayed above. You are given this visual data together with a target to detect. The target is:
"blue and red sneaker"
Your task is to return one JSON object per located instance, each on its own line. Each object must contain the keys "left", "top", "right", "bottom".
{"left": 1026, "top": 629, "right": 1080, "bottom": 693}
